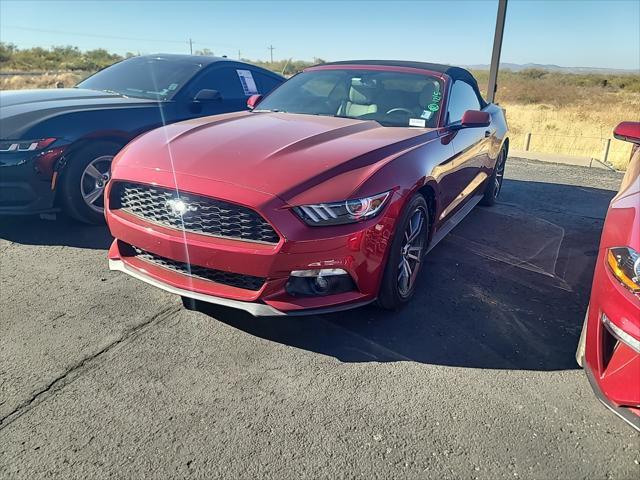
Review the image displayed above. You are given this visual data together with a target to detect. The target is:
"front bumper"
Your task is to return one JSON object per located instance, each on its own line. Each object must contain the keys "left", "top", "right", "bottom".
{"left": 0, "top": 147, "right": 65, "bottom": 215}
{"left": 582, "top": 246, "right": 640, "bottom": 431}
{"left": 584, "top": 359, "right": 640, "bottom": 431}
{"left": 109, "top": 257, "right": 374, "bottom": 316}
{"left": 106, "top": 175, "right": 401, "bottom": 315}
{"left": 109, "top": 257, "right": 284, "bottom": 315}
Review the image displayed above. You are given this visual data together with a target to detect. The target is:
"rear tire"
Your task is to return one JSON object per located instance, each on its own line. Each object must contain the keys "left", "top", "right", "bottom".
{"left": 480, "top": 146, "right": 507, "bottom": 206}
{"left": 377, "top": 194, "right": 429, "bottom": 311}
{"left": 59, "top": 141, "right": 121, "bottom": 224}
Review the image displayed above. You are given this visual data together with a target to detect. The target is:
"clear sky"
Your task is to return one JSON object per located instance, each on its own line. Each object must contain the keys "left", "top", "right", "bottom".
{"left": 1, "top": 0, "right": 639, "bottom": 70}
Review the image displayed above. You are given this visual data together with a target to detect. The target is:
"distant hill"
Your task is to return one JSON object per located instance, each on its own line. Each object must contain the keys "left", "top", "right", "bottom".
{"left": 466, "top": 62, "right": 638, "bottom": 75}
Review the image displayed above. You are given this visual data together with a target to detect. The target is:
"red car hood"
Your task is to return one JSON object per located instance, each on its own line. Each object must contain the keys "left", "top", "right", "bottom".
{"left": 112, "top": 111, "right": 438, "bottom": 205}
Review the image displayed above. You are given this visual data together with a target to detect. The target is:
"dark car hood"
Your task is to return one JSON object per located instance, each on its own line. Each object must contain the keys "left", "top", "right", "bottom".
{"left": 0, "top": 88, "right": 160, "bottom": 139}
{"left": 113, "top": 111, "right": 439, "bottom": 205}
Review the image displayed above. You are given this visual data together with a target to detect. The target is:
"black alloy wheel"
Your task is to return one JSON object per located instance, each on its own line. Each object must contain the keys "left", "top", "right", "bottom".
{"left": 58, "top": 141, "right": 121, "bottom": 224}
{"left": 481, "top": 147, "right": 507, "bottom": 206}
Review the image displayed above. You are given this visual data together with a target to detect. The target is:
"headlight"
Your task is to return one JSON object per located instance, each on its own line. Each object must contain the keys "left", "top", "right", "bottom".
{"left": 0, "top": 138, "right": 56, "bottom": 153}
{"left": 607, "top": 247, "right": 640, "bottom": 293}
{"left": 294, "top": 191, "right": 391, "bottom": 226}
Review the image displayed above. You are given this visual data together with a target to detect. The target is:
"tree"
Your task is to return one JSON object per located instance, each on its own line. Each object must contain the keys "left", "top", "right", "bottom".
{"left": 196, "top": 48, "right": 214, "bottom": 56}
{"left": 0, "top": 42, "right": 18, "bottom": 65}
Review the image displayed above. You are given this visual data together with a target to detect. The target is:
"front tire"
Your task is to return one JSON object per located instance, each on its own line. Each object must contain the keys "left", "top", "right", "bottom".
{"left": 58, "top": 141, "right": 121, "bottom": 224}
{"left": 377, "top": 194, "right": 429, "bottom": 310}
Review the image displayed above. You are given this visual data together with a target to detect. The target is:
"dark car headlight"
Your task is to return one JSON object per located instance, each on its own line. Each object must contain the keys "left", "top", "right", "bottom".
{"left": 293, "top": 191, "right": 391, "bottom": 226}
{"left": 607, "top": 247, "right": 640, "bottom": 294}
{"left": 0, "top": 138, "right": 57, "bottom": 153}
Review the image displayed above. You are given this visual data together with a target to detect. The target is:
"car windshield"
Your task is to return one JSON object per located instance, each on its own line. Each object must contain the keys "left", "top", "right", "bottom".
{"left": 256, "top": 69, "right": 444, "bottom": 128}
{"left": 77, "top": 57, "right": 203, "bottom": 100}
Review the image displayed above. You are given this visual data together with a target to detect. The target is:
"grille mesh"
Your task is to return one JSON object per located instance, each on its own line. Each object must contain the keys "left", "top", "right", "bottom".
{"left": 112, "top": 182, "right": 279, "bottom": 244}
{"left": 132, "top": 246, "right": 265, "bottom": 291}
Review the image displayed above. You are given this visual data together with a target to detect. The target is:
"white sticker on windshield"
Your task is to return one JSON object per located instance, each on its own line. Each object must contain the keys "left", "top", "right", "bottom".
{"left": 420, "top": 110, "right": 434, "bottom": 120}
{"left": 167, "top": 83, "right": 178, "bottom": 91}
{"left": 236, "top": 69, "right": 259, "bottom": 96}
{"left": 409, "top": 118, "right": 426, "bottom": 128}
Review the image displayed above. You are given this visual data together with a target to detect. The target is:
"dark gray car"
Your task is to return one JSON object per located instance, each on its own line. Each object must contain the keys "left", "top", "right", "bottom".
{"left": 0, "top": 54, "right": 283, "bottom": 223}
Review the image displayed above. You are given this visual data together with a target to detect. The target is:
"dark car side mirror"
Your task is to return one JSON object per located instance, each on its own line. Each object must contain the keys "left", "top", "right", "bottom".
{"left": 193, "top": 89, "right": 222, "bottom": 102}
{"left": 613, "top": 122, "right": 640, "bottom": 144}
{"left": 459, "top": 110, "right": 491, "bottom": 129}
{"left": 247, "top": 94, "right": 263, "bottom": 110}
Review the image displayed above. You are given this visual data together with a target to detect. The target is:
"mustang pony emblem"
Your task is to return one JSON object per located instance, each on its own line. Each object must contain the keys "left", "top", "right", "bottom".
{"left": 165, "top": 198, "right": 198, "bottom": 217}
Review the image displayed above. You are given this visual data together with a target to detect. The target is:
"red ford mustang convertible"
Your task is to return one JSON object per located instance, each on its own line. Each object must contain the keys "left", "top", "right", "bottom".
{"left": 105, "top": 61, "right": 509, "bottom": 315}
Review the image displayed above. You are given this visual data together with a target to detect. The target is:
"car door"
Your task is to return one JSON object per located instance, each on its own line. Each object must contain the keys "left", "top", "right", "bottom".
{"left": 438, "top": 80, "right": 492, "bottom": 220}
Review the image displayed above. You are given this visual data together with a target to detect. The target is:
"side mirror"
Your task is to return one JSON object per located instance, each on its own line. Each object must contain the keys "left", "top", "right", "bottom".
{"left": 613, "top": 122, "right": 640, "bottom": 144}
{"left": 247, "top": 94, "right": 263, "bottom": 110}
{"left": 459, "top": 110, "right": 491, "bottom": 128}
{"left": 193, "top": 89, "right": 222, "bottom": 102}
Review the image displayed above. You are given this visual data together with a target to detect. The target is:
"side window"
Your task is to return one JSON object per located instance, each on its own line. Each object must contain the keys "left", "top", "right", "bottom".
{"left": 447, "top": 81, "right": 481, "bottom": 124}
{"left": 188, "top": 67, "right": 246, "bottom": 100}
{"left": 252, "top": 72, "right": 282, "bottom": 95}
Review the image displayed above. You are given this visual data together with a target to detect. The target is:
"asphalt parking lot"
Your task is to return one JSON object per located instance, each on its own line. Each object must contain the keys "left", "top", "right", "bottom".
{"left": 1, "top": 157, "right": 638, "bottom": 479}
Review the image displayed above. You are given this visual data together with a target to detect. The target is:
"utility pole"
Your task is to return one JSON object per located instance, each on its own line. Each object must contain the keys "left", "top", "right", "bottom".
{"left": 238, "top": 49, "right": 241, "bottom": 60}
{"left": 487, "top": 0, "right": 508, "bottom": 103}
{"left": 268, "top": 44, "right": 275, "bottom": 63}
{"left": 189, "top": 38, "right": 193, "bottom": 55}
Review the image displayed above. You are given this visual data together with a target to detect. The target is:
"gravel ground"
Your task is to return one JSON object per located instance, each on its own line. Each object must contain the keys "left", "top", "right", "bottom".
{"left": 1, "top": 158, "right": 638, "bottom": 479}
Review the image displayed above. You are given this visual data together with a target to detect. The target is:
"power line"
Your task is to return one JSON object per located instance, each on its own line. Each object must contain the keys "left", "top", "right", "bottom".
{"left": 2, "top": 25, "right": 252, "bottom": 55}
{"left": 268, "top": 44, "right": 275, "bottom": 63}
{"left": 2, "top": 25, "right": 187, "bottom": 45}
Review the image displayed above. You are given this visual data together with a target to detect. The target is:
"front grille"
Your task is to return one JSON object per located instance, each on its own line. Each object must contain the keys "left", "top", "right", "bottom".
{"left": 132, "top": 246, "right": 265, "bottom": 291}
{"left": 112, "top": 182, "right": 279, "bottom": 244}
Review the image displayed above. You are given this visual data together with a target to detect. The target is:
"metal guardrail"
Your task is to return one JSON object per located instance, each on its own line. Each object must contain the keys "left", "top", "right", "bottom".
{"left": 522, "top": 131, "right": 614, "bottom": 164}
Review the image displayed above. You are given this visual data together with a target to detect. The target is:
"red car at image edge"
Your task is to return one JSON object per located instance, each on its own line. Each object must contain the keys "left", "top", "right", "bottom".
{"left": 105, "top": 61, "right": 508, "bottom": 315}
{"left": 576, "top": 121, "right": 640, "bottom": 431}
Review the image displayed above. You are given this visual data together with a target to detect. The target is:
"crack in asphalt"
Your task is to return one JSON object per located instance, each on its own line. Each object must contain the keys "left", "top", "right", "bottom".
{"left": 0, "top": 305, "right": 181, "bottom": 431}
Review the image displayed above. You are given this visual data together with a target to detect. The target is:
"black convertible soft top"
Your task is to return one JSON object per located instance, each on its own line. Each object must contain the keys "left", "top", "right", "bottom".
{"left": 318, "top": 60, "right": 487, "bottom": 107}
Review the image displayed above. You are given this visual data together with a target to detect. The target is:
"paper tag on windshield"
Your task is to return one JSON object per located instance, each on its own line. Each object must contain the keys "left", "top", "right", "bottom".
{"left": 420, "top": 110, "right": 434, "bottom": 120}
{"left": 236, "top": 69, "right": 259, "bottom": 95}
{"left": 409, "top": 118, "right": 426, "bottom": 128}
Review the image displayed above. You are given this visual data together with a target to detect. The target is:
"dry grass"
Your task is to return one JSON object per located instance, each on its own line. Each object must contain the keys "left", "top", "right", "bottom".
{"left": 0, "top": 72, "right": 83, "bottom": 90}
{"left": 473, "top": 70, "right": 640, "bottom": 170}
{"left": 501, "top": 93, "right": 640, "bottom": 170}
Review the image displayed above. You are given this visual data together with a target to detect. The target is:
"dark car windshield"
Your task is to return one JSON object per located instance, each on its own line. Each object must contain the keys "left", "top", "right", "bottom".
{"left": 77, "top": 57, "right": 203, "bottom": 100}
{"left": 256, "top": 69, "right": 444, "bottom": 128}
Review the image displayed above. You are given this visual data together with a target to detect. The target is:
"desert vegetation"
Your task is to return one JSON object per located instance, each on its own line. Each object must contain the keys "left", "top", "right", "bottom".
{"left": 472, "top": 69, "right": 640, "bottom": 170}
{"left": 1, "top": 44, "right": 638, "bottom": 169}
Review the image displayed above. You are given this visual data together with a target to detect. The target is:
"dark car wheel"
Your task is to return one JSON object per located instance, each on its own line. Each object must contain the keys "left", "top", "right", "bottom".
{"left": 480, "top": 146, "right": 507, "bottom": 206}
{"left": 377, "top": 194, "right": 429, "bottom": 310}
{"left": 59, "top": 141, "right": 121, "bottom": 224}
